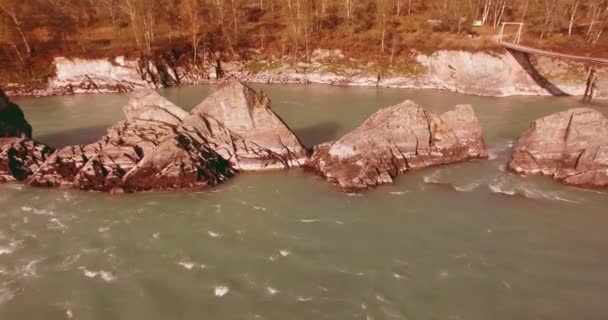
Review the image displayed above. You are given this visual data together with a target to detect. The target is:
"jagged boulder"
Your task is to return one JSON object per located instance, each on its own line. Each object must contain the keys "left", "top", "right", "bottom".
{"left": 0, "top": 138, "right": 53, "bottom": 183}
{"left": 308, "top": 101, "right": 487, "bottom": 191}
{"left": 0, "top": 91, "right": 54, "bottom": 182}
{"left": 1, "top": 89, "right": 32, "bottom": 138}
{"left": 187, "top": 81, "right": 308, "bottom": 170}
{"left": 28, "top": 90, "right": 233, "bottom": 191}
{"left": 508, "top": 108, "right": 608, "bottom": 189}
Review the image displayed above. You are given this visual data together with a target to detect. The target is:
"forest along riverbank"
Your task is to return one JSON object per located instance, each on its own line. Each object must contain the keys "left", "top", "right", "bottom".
{"left": 4, "top": 48, "right": 607, "bottom": 100}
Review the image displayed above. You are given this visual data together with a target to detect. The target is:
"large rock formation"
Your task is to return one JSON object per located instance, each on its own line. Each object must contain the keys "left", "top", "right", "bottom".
{"left": 25, "top": 82, "right": 306, "bottom": 192}
{"left": 187, "top": 81, "right": 308, "bottom": 170}
{"left": 1, "top": 89, "right": 32, "bottom": 138}
{"left": 0, "top": 90, "right": 53, "bottom": 182}
{"left": 508, "top": 108, "right": 608, "bottom": 189}
{"left": 308, "top": 101, "right": 487, "bottom": 191}
{"left": 28, "top": 90, "right": 234, "bottom": 191}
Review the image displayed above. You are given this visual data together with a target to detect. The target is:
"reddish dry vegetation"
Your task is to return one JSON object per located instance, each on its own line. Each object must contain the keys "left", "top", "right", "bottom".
{"left": 0, "top": 0, "right": 606, "bottom": 86}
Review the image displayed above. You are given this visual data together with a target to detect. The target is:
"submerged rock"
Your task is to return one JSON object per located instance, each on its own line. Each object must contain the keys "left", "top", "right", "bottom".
{"left": 187, "top": 81, "right": 308, "bottom": 170}
{"left": 1, "top": 89, "right": 32, "bottom": 138}
{"left": 28, "top": 90, "right": 233, "bottom": 191}
{"left": 508, "top": 108, "right": 608, "bottom": 189}
{"left": 308, "top": 101, "right": 487, "bottom": 191}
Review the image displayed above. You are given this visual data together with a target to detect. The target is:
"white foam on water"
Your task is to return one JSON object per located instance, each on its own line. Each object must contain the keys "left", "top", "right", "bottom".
{"left": 21, "top": 206, "right": 32, "bottom": 212}
{"left": 214, "top": 286, "right": 229, "bottom": 297}
{"left": 299, "top": 219, "right": 321, "bottom": 223}
{"left": 489, "top": 177, "right": 581, "bottom": 203}
{"left": 152, "top": 232, "right": 160, "bottom": 239}
{"left": 178, "top": 262, "right": 195, "bottom": 270}
{"left": 346, "top": 193, "right": 362, "bottom": 197}
{"left": 279, "top": 250, "right": 290, "bottom": 257}
{"left": 208, "top": 231, "right": 221, "bottom": 238}
{"left": 423, "top": 171, "right": 441, "bottom": 184}
{"left": 79, "top": 267, "right": 116, "bottom": 282}
{"left": 454, "top": 182, "right": 481, "bottom": 192}
{"left": 392, "top": 273, "right": 407, "bottom": 280}
{"left": 266, "top": 287, "right": 279, "bottom": 295}
{"left": 389, "top": 191, "right": 409, "bottom": 195}
{"left": 177, "top": 261, "right": 205, "bottom": 270}
{"left": 66, "top": 308, "right": 74, "bottom": 319}
{"left": 33, "top": 208, "right": 54, "bottom": 216}
{"left": 253, "top": 206, "right": 267, "bottom": 212}
{"left": 335, "top": 221, "right": 345, "bottom": 225}
{"left": 296, "top": 296, "right": 313, "bottom": 302}
{"left": 488, "top": 182, "right": 516, "bottom": 196}
{"left": 0, "top": 240, "right": 21, "bottom": 255}
{"left": 98, "top": 227, "right": 110, "bottom": 233}
{"left": 49, "top": 218, "right": 68, "bottom": 231}
{"left": 22, "top": 259, "right": 40, "bottom": 278}
{"left": 0, "top": 287, "right": 15, "bottom": 305}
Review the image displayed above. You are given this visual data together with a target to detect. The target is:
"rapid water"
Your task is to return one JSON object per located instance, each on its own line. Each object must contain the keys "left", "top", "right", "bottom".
{"left": 2, "top": 85, "right": 608, "bottom": 320}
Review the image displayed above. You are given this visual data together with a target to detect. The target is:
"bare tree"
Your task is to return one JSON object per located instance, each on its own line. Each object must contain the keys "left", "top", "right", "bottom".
{"left": 0, "top": 0, "right": 31, "bottom": 55}
{"left": 179, "top": 0, "right": 203, "bottom": 62}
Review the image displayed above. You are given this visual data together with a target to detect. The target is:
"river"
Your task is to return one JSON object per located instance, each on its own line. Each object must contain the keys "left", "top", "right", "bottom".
{"left": 2, "top": 84, "right": 608, "bottom": 319}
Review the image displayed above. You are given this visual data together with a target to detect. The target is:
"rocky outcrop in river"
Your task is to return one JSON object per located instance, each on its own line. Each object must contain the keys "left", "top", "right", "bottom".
{"left": 0, "top": 89, "right": 53, "bottom": 182}
{"left": 508, "top": 108, "right": 608, "bottom": 190}
{"left": 28, "top": 90, "right": 234, "bottom": 191}
{"left": 186, "top": 81, "right": 308, "bottom": 170}
{"left": 23, "top": 81, "right": 305, "bottom": 192}
{"left": 308, "top": 101, "right": 487, "bottom": 191}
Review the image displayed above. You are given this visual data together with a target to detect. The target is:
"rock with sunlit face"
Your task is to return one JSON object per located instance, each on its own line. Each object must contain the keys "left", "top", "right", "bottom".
{"left": 28, "top": 90, "right": 234, "bottom": 191}
{"left": 509, "top": 108, "right": 608, "bottom": 189}
{"left": 186, "top": 81, "right": 309, "bottom": 170}
{"left": 19, "top": 82, "right": 308, "bottom": 192}
{"left": 308, "top": 100, "right": 488, "bottom": 191}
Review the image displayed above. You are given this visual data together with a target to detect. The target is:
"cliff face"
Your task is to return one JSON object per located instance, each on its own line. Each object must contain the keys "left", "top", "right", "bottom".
{"left": 6, "top": 50, "right": 606, "bottom": 100}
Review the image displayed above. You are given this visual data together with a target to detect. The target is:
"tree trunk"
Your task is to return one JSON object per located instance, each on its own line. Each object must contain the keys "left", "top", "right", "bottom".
{"left": 568, "top": 0, "right": 580, "bottom": 37}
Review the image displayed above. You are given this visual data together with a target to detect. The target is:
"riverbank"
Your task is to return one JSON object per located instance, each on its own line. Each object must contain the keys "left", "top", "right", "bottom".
{"left": 4, "top": 48, "right": 607, "bottom": 100}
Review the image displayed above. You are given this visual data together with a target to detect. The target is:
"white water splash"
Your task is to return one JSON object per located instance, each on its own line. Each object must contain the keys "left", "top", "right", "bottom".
{"left": 79, "top": 267, "right": 116, "bottom": 282}
{"left": 279, "top": 250, "right": 290, "bottom": 257}
{"left": 214, "top": 286, "right": 229, "bottom": 297}
{"left": 296, "top": 296, "right": 313, "bottom": 302}
{"left": 177, "top": 261, "right": 206, "bottom": 270}
{"left": 266, "top": 287, "right": 279, "bottom": 295}
{"left": 299, "top": 219, "right": 321, "bottom": 223}
{"left": 208, "top": 231, "right": 221, "bottom": 238}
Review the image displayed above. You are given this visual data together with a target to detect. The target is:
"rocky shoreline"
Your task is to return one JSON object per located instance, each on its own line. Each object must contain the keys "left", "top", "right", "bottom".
{"left": 1, "top": 81, "right": 607, "bottom": 193}
{"left": 4, "top": 49, "right": 607, "bottom": 100}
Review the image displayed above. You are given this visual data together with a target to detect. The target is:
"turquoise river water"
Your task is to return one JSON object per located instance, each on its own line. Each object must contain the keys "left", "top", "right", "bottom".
{"left": 1, "top": 84, "right": 608, "bottom": 320}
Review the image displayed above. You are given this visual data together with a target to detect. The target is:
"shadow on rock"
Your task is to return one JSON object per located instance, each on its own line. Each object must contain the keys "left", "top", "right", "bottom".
{"left": 36, "top": 125, "right": 110, "bottom": 148}
{"left": 293, "top": 121, "right": 342, "bottom": 148}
